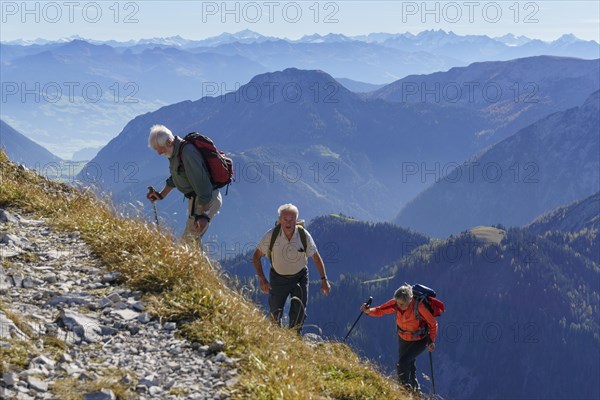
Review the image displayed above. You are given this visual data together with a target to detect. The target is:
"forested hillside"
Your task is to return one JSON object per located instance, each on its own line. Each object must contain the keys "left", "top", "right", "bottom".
{"left": 307, "top": 227, "right": 600, "bottom": 399}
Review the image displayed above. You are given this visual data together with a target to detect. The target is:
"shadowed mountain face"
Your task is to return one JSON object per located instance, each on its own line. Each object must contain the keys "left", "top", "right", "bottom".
{"left": 394, "top": 90, "right": 600, "bottom": 238}
{"left": 0, "top": 120, "right": 62, "bottom": 168}
{"left": 80, "top": 67, "right": 491, "bottom": 244}
{"left": 526, "top": 192, "right": 600, "bottom": 235}
{"left": 77, "top": 58, "right": 599, "bottom": 244}
{"left": 525, "top": 192, "right": 600, "bottom": 263}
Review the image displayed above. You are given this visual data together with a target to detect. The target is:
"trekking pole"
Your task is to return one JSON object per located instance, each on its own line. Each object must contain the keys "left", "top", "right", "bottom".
{"left": 429, "top": 351, "right": 436, "bottom": 396}
{"left": 147, "top": 186, "right": 160, "bottom": 230}
{"left": 343, "top": 296, "right": 372, "bottom": 343}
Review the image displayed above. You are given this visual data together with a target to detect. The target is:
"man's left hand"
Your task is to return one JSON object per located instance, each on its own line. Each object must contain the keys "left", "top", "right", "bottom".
{"left": 321, "top": 279, "right": 331, "bottom": 296}
{"left": 427, "top": 342, "right": 436, "bottom": 352}
{"left": 194, "top": 216, "right": 209, "bottom": 235}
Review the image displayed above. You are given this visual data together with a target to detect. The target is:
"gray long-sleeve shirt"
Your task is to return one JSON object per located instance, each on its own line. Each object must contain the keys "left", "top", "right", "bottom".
{"left": 165, "top": 136, "right": 214, "bottom": 205}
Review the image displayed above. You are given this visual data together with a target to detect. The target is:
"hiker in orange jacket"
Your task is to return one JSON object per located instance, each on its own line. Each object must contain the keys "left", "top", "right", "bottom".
{"left": 361, "top": 284, "right": 437, "bottom": 392}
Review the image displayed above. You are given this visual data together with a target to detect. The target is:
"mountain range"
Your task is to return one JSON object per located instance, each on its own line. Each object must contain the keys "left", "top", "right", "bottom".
{"left": 3, "top": 55, "right": 598, "bottom": 245}
{"left": 0, "top": 40, "right": 266, "bottom": 158}
{"left": 394, "top": 90, "right": 600, "bottom": 237}
{"left": 2, "top": 30, "right": 598, "bottom": 159}
{"left": 75, "top": 66, "right": 487, "bottom": 241}
{"left": 370, "top": 56, "right": 600, "bottom": 144}
{"left": 70, "top": 57, "right": 599, "bottom": 245}
{"left": 5, "top": 29, "right": 598, "bottom": 59}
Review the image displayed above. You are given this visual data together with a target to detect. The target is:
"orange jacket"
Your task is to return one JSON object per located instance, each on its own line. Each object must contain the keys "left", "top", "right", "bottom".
{"left": 367, "top": 298, "right": 438, "bottom": 342}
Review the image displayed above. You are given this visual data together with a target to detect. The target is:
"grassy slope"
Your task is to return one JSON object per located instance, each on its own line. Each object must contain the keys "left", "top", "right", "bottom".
{"left": 468, "top": 226, "right": 506, "bottom": 245}
{"left": 0, "top": 151, "right": 408, "bottom": 399}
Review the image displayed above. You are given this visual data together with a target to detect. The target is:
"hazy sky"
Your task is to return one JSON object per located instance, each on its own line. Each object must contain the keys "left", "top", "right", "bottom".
{"left": 1, "top": 0, "right": 599, "bottom": 42}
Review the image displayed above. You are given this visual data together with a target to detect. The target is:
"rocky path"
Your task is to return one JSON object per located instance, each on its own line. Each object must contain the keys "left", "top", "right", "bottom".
{"left": 0, "top": 209, "right": 238, "bottom": 399}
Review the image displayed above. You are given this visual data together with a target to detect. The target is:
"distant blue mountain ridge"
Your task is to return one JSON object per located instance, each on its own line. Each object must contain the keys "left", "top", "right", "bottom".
{"left": 1, "top": 29, "right": 598, "bottom": 159}
{"left": 3, "top": 29, "right": 598, "bottom": 53}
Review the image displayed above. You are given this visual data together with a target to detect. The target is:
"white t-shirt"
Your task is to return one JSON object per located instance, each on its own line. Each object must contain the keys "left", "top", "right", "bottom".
{"left": 257, "top": 226, "right": 318, "bottom": 276}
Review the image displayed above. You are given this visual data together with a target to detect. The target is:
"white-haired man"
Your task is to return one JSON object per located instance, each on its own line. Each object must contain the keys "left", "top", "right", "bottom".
{"left": 253, "top": 203, "right": 330, "bottom": 333}
{"left": 146, "top": 124, "right": 222, "bottom": 245}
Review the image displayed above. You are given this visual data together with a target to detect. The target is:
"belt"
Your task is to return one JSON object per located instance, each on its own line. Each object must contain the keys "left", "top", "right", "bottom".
{"left": 270, "top": 267, "right": 308, "bottom": 279}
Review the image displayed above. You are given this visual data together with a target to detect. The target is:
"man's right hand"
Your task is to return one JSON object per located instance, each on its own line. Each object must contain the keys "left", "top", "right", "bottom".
{"left": 259, "top": 277, "right": 271, "bottom": 294}
{"left": 360, "top": 304, "right": 371, "bottom": 314}
{"left": 146, "top": 188, "right": 162, "bottom": 203}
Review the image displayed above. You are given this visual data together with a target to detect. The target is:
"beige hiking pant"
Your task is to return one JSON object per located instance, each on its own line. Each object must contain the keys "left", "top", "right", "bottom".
{"left": 181, "top": 189, "right": 222, "bottom": 248}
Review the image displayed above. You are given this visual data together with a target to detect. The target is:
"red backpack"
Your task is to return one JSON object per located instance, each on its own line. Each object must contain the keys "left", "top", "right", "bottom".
{"left": 178, "top": 132, "right": 234, "bottom": 192}
{"left": 389, "top": 284, "right": 445, "bottom": 340}
{"left": 412, "top": 284, "right": 445, "bottom": 318}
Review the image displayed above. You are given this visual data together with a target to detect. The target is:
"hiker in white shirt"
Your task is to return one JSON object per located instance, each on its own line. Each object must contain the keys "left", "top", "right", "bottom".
{"left": 253, "top": 203, "right": 330, "bottom": 333}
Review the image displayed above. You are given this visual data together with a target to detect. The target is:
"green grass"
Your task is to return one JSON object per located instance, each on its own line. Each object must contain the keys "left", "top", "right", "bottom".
{"left": 0, "top": 150, "right": 408, "bottom": 399}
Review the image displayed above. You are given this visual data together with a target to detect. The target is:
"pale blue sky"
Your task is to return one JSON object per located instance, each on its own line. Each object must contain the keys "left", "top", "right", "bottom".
{"left": 1, "top": 0, "right": 599, "bottom": 42}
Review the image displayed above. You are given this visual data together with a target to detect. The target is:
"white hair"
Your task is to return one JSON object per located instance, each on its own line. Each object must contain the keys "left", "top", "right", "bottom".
{"left": 148, "top": 124, "right": 174, "bottom": 149}
{"left": 394, "top": 285, "right": 413, "bottom": 303}
{"left": 277, "top": 203, "right": 299, "bottom": 218}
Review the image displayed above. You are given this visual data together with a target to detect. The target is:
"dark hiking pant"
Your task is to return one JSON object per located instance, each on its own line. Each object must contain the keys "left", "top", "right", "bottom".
{"left": 268, "top": 267, "right": 308, "bottom": 333}
{"left": 397, "top": 336, "right": 428, "bottom": 391}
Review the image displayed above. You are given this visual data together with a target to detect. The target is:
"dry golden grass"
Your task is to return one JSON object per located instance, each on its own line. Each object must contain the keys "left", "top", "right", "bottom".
{"left": 0, "top": 302, "right": 68, "bottom": 374}
{"left": 52, "top": 369, "right": 137, "bottom": 400}
{"left": 0, "top": 151, "right": 408, "bottom": 399}
{"left": 0, "top": 303, "right": 38, "bottom": 339}
{"left": 469, "top": 226, "right": 506, "bottom": 245}
{"left": 0, "top": 340, "right": 33, "bottom": 374}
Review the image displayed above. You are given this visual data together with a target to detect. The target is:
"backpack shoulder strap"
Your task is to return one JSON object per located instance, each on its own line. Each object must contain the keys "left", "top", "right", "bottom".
{"left": 177, "top": 139, "right": 190, "bottom": 171}
{"left": 177, "top": 133, "right": 203, "bottom": 168}
{"left": 269, "top": 224, "right": 307, "bottom": 263}
{"left": 268, "top": 224, "right": 282, "bottom": 263}
{"left": 414, "top": 296, "right": 424, "bottom": 322}
{"left": 297, "top": 225, "right": 308, "bottom": 252}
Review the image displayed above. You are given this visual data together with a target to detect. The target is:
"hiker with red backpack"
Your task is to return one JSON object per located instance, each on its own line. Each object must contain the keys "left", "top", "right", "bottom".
{"left": 361, "top": 284, "right": 443, "bottom": 393}
{"left": 146, "top": 124, "right": 230, "bottom": 246}
{"left": 253, "top": 204, "right": 330, "bottom": 333}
